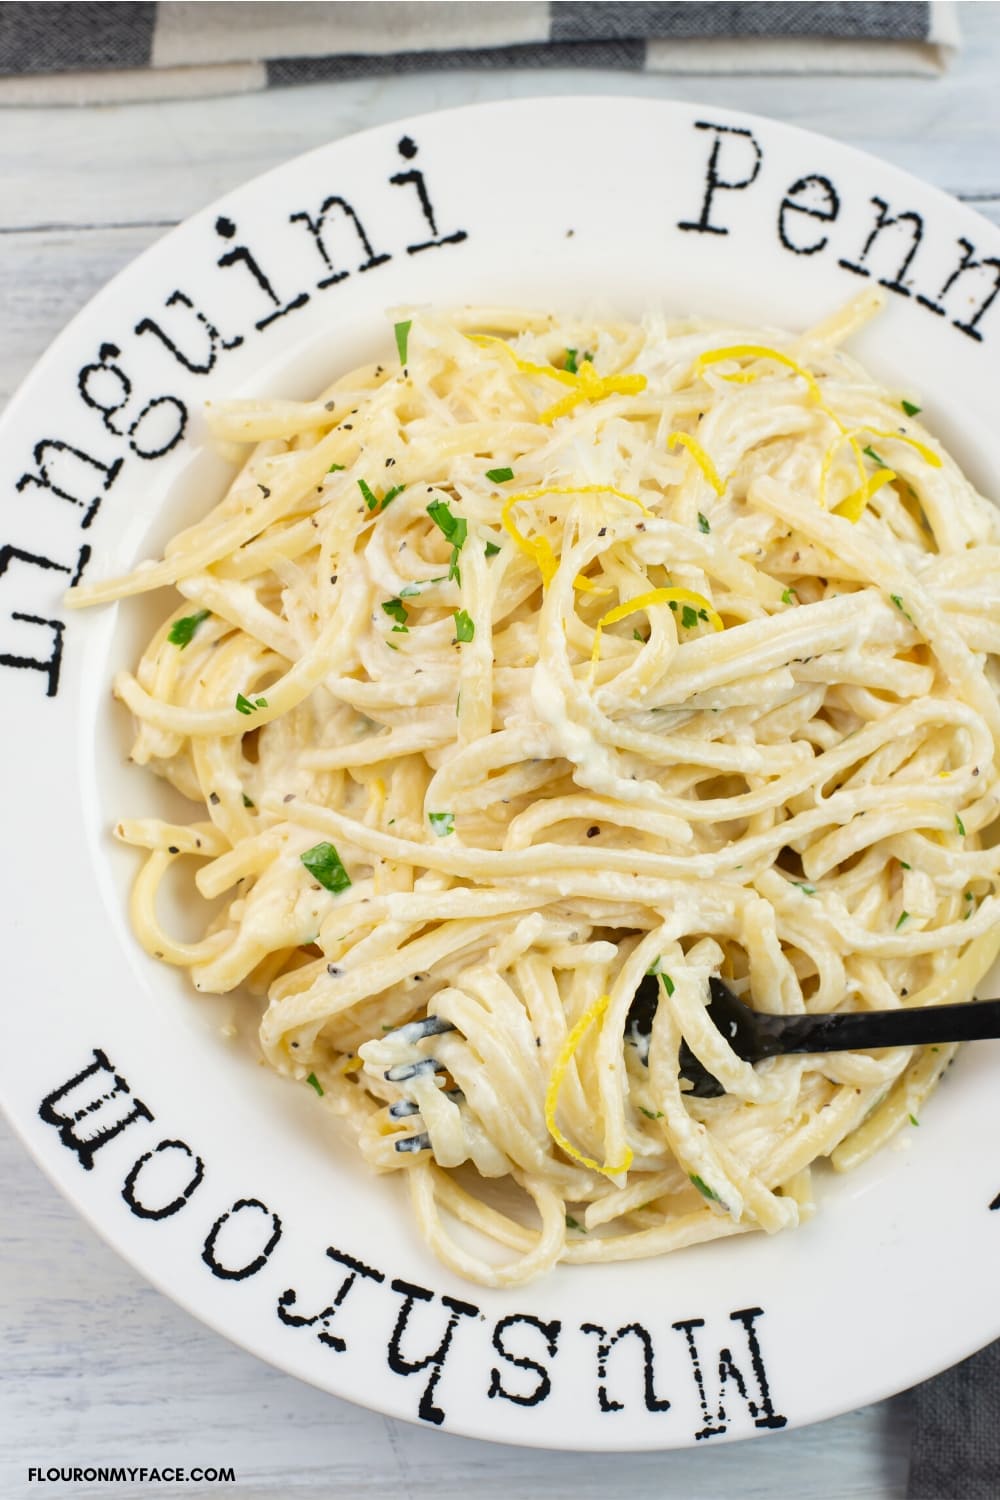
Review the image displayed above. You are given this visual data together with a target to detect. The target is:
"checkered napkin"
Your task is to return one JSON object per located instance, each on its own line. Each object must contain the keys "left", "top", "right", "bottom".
{"left": 0, "top": 1, "right": 959, "bottom": 104}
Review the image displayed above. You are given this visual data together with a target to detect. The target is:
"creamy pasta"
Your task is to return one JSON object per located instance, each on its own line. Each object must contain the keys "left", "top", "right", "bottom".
{"left": 70, "top": 291, "right": 1000, "bottom": 1286}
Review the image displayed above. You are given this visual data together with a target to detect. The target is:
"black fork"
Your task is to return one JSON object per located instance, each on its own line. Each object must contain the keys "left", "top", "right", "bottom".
{"left": 627, "top": 974, "right": 1000, "bottom": 1098}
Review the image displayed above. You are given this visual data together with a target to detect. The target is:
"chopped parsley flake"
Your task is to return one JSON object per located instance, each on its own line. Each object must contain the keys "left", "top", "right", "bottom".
{"left": 394, "top": 319, "right": 412, "bottom": 365}
{"left": 427, "top": 499, "right": 467, "bottom": 583}
{"left": 485, "top": 467, "right": 514, "bottom": 483}
{"left": 242, "top": 793, "right": 255, "bottom": 808}
{"left": 167, "top": 609, "right": 210, "bottom": 648}
{"left": 890, "top": 593, "right": 915, "bottom": 624}
{"left": 360, "top": 478, "right": 406, "bottom": 513}
{"left": 565, "top": 1214, "right": 586, "bottom": 1231}
{"left": 900, "top": 860, "right": 911, "bottom": 870}
{"left": 235, "top": 692, "right": 268, "bottom": 714}
{"left": 453, "top": 609, "right": 475, "bottom": 643}
{"left": 681, "top": 604, "right": 699, "bottom": 630}
{"left": 781, "top": 588, "right": 796, "bottom": 605}
{"left": 633, "top": 629, "right": 644, "bottom": 642}
{"left": 901, "top": 400, "right": 921, "bottom": 417}
{"left": 327, "top": 462, "right": 345, "bottom": 473}
{"left": 895, "top": 910, "right": 910, "bottom": 929}
{"left": 794, "top": 882, "right": 816, "bottom": 896}
{"left": 955, "top": 814, "right": 966, "bottom": 836}
{"left": 697, "top": 511, "right": 711, "bottom": 533}
{"left": 863, "top": 445, "right": 887, "bottom": 467}
{"left": 659, "top": 972, "right": 676, "bottom": 997}
{"left": 908, "top": 1113, "right": 920, "bottom": 1126}
{"left": 381, "top": 597, "right": 408, "bottom": 626}
{"left": 428, "top": 812, "right": 455, "bottom": 837}
{"left": 300, "top": 841, "right": 352, "bottom": 894}
{"left": 640, "top": 1107, "right": 664, "bottom": 1120}
{"left": 484, "top": 540, "right": 502, "bottom": 557}
{"left": 427, "top": 498, "right": 464, "bottom": 542}
{"left": 690, "top": 1174, "right": 721, "bottom": 1202}
{"left": 306, "top": 1073, "right": 324, "bottom": 1097}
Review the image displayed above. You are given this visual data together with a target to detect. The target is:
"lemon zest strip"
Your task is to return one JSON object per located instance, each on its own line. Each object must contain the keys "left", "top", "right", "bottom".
{"left": 591, "top": 587, "right": 724, "bottom": 665}
{"left": 338, "top": 1055, "right": 362, "bottom": 1075}
{"left": 694, "top": 344, "right": 823, "bottom": 404}
{"left": 467, "top": 334, "right": 578, "bottom": 388}
{"left": 832, "top": 467, "right": 897, "bottom": 523}
{"left": 538, "top": 359, "right": 648, "bottom": 425}
{"left": 864, "top": 427, "right": 943, "bottom": 469}
{"left": 500, "top": 485, "right": 651, "bottom": 587}
{"left": 544, "top": 993, "right": 633, "bottom": 1177}
{"left": 667, "top": 432, "right": 725, "bottom": 496}
{"left": 573, "top": 574, "right": 614, "bottom": 596}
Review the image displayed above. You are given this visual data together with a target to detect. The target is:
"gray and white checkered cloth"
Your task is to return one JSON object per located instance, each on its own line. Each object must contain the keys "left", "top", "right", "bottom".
{"left": 0, "top": 1, "right": 959, "bottom": 104}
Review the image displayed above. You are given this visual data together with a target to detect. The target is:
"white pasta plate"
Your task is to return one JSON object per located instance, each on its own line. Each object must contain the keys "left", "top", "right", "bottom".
{"left": 3, "top": 96, "right": 1000, "bottom": 1451}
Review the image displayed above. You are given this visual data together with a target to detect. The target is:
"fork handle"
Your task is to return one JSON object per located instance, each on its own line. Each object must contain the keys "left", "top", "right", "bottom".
{"left": 753, "top": 997, "right": 1000, "bottom": 1058}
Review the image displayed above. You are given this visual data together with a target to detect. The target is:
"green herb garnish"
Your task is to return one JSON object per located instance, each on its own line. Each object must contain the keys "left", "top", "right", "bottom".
{"left": 167, "top": 609, "right": 210, "bottom": 648}
{"left": 900, "top": 860, "right": 911, "bottom": 870}
{"left": 394, "top": 319, "right": 412, "bottom": 365}
{"left": 908, "top": 1112, "right": 920, "bottom": 1126}
{"left": 901, "top": 400, "right": 921, "bottom": 417}
{"left": 690, "top": 1174, "right": 721, "bottom": 1203}
{"left": 863, "top": 445, "right": 887, "bottom": 467}
{"left": 681, "top": 604, "right": 699, "bottom": 630}
{"left": 242, "top": 793, "right": 255, "bottom": 808}
{"left": 486, "top": 467, "right": 514, "bottom": 483}
{"left": 565, "top": 349, "right": 579, "bottom": 374}
{"left": 659, "top": 972, "right": 676, "bottom": 997}
{"left": 640, "top": 1107, "right": 664, "bottom": 1120}
{"left": 306, "top": 1073, "right": 324, "bottom": 1097}
{"left": 300, "top": 841, "right": 352, "bottom": 894}
{"left": 794, "top": 882, "right": 816, "bottom": 896}
{"left": 697, "top": 512, "right": 711, "bottom": 534}
{"left": 453, "top": 609, "right": 475, "bottom": 643}
{"left": 895, "top": 910, "right": 910, "bottom": 929}
{"left": 428, "top": 812, "right": 455, "bottom": 837}
{"left": 956, "top": 814, "right": 966, "bottom": 836}
{"left": 427, "top": 499, "right": 467, "bottom": 583}
{"left": 360, "top": 478, "right": 406, "bottom": 513}
{"left": 781, "top": 588, "right": 795, "bottom": 605}
{"left": 484, "top": 540, "right": 502, "bottom": 557}
{"left": 382, "top": 598, "right": 408, "bottom": 626}
{"left": 890, "top": 593, "right": 915, "bottom": 624}
{"left": 428, "top": 499, "right": 467, "bottom": 545}
{"left": 327, "top": 462, "right": 345, "bottom": 473}
{"left": 235, "top": 692, "right": 268, "bottom": 715}
{"left": 565, "top": 1214, "right": 586, "bottom": 1231}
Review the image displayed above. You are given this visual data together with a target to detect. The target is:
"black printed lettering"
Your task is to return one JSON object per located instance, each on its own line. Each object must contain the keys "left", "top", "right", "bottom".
{"left": 581, "top": 1321, "right": 670, "bottom": 1414}
{"left": 77, "top": 343, "right": 131, "bottom": 436}
{"left": 121, "top": 1139, "right": 205, "bottom": 1220}
{"left": 38, "top": 1048, "right": 153, "bottom": 1171}
{"left": 778, "top": 174, "right": 840, "bottom": 256}
{"left": 201, "top": 1197, "right": 283, "bottom": 1280}
{"left": 916, "top": 236, "right": 1000, "bottom": 341}
{"left": 0, "top": 542, "right": 86, "bottom": 697}
{"left": 277, "top": 1244, "right": 385, "bottom": 1352}
{"left": 839, "top": 195, "right": 923, "bottom": 297}
{"left": 135, "top": 290, "right": 244, "bottom": 373}
{"left": 387, "top": 1278, "right": 479, "bottom": 1425}
{"left": 389, "top": 136, "right": 468, "bottom": 256}
{"left": 677, "top": 121, "right": 762, "bottom": 236}
{"left": 674, "top": 1308, "right": 786, "bottom": 1440}
{"left": 127, "top": 395, "right": 188, "bottom": 460}
{"left": 214, "top": 215, "right": 310, "bottom": 331}
{"left": 290, "top": 196, "right": 391, "bottom": 288}
{"left": 488, "top": 1314, "right": 561, "bottom": 1407}
{"left": 16, "top": 438, "right": 122, "bottom": 528}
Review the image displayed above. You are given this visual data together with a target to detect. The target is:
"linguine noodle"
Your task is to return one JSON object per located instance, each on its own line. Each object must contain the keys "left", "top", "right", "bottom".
{"left": 71, "top": 291, "right": 1000, "bottom": 1286}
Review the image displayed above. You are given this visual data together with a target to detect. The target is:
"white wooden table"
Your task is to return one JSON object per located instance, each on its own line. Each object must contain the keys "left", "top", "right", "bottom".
{"left": 3, "top": 7, "right": 999, "bottom": 1495}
